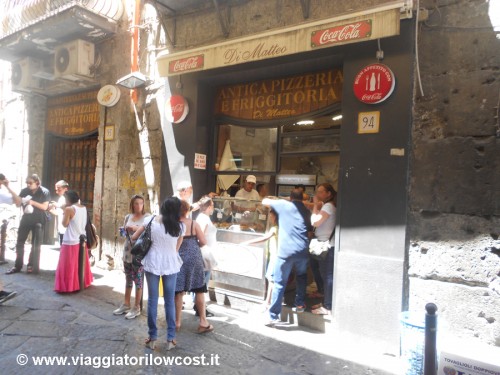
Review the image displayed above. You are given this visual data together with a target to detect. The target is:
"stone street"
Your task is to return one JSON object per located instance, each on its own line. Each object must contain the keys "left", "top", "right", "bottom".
{"left": 0, "top": 245, "right": 400, "bottom": 374}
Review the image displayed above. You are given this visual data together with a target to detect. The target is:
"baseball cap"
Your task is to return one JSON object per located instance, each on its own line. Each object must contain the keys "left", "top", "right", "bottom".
{"left": 246, "top": 175, "right": 257, "bottom": 184}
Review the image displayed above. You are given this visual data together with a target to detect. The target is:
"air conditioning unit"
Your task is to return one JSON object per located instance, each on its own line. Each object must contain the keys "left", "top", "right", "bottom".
{"left": 11, "top": 57, "right": 43, "bottom": 92}
{"left": 54, "top": 39, "right": 95, "bottom": 80}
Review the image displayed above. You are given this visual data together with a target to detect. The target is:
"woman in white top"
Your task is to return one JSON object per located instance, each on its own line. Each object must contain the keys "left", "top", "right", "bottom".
{"left": 113, "top": 195, "right": 148, "bottom": 319}
{"left": 131, "top": 197, "right": 184, "bottom": 351}
{"left": 310, "top": 183, "right": 337, "bottom": 315}
{"left": 54, "top": 190, "right": 93, "bottom": 293}
{"left": 194, "top": 196, "right": 217, "bottom": 317}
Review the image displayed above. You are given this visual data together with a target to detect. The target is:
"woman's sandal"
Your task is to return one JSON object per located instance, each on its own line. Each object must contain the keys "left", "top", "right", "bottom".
{"left": 311, "top": 306, "right": 331, "bottom": 315}
{"left": 145, "top": 337, "right": 156, "bottom": 350}
{"left": 197, "top": 324, "right": 214, "bottom": 334}
{"left": 166, "top": 340, "right": 177, "bottom": 351}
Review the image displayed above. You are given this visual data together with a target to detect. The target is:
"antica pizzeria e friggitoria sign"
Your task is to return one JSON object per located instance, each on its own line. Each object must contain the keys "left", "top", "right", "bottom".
{"left": 215, "top": 69, "right": 343, "bottom": 120}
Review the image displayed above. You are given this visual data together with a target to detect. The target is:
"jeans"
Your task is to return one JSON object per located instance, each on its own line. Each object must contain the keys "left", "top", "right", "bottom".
{"left": 15, "top": 221, "right": 44, "bottom": 270}
{"left": 269, "top": 255, "right": 309, "bottom": 321}
{"left": 145, "top": 271, "right": 177, "bottom": 341}
{"left": 309, "top": 256, "right": 324, "bottom": 293}
{"left": 318, "top": 247, "right": 334, "bottom": 310}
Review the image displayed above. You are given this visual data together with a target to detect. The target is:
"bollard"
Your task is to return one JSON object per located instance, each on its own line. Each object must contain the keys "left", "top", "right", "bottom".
{"left": 31, "top": 223, "right": 43, "bottom": 273}
{"left": 78, "top": 235, "right": 86, "bottom": 292}
{"left": 0, "top": 219, "right": 7, "bottom": 264}
{"left": 424, "top": 303, "right": 438, "bottom": 375}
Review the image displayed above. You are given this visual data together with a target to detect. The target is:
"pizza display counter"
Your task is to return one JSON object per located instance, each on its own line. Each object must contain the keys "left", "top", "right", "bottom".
{"left": 208, "top": 197, "right": 270, "bottom": 301}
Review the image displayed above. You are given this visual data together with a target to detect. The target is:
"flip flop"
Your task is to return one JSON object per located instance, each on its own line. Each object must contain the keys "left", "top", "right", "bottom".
{"left": 197, "top": 324, "right": 214, "bottom": 334}
{"left": 144, "top": 337, "right": 156, "bottom": 350}
{"left": 27, "top": 266, "right": 33, "bottom": 274}
{"left": 312, "top": 306, "right": 331, "bottom": 315}
{"left": 6, "top": 267, "right": 20, "bottom": 275}
{"left": 311, "top": 303, "right": 323, "bottom": 310}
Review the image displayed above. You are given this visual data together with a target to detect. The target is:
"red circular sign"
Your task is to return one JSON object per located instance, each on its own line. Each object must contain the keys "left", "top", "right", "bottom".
{"left": 353, "top": 63, "right": 395, "bottom": 104}
{"left": 166, "top": 95, "right": 189, "bottom": 123}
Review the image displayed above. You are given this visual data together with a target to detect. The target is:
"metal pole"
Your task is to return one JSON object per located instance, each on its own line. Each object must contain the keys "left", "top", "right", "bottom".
{"left": 32, "top": 223, "right": 43, "bottom": 273}
{"left": 78, "top": 234, "right": 86, "bottom": 292}
{"left": 0, "top": 219, "right": 7, "bottom": 264}
{"left": 424, "top": 303, "right": 438, "bottom": 375}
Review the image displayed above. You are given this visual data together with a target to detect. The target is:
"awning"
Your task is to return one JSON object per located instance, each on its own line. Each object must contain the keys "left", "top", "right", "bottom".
{"left": 157, "top": 2, "right": 410, "bottom": 77}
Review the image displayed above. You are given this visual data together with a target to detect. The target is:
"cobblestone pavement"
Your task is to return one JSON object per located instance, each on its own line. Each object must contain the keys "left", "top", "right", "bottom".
{"left": 0, "top": 245, "right": 400, "bottom": 374}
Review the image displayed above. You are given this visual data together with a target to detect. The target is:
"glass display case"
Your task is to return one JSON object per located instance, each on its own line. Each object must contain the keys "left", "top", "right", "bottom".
{"left": 209, "top": 197, "right": 271, "bottom": 301}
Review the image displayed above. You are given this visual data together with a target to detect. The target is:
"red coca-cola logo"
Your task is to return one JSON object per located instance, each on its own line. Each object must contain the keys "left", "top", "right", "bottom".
{"left": 168, "top": 55, "right": 204, "bottom": 74}
{"left": 311, "top": 20, "right": 371, "bottom": 47}
{"left": 166, "top": 95, "right": 189, "bottom": 123}
{"left": 353, "top": 64, "right": 395, "bottom": 104}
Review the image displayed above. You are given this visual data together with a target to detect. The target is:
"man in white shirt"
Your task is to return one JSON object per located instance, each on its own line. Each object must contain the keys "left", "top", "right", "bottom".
{"left": 235, "top": 175, "right": 260, "bottom": 201}
{"left": 0, "top": 174, "right": 19, "bottom": 205}
{"left": 0, "top": 174, "right": 18, "bottom": 304}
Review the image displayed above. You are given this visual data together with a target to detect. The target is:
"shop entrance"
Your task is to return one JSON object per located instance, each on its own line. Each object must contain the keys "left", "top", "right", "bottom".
{"left": 215, "top": 108, "right": 342, "bottom": 196}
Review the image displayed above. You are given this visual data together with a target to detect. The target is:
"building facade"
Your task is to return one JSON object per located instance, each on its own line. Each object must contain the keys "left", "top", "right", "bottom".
{"left": 0, "top": 0, "right": 498, "bottom": 352}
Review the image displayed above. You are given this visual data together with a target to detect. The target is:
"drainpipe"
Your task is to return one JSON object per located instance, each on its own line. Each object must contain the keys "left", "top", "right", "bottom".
{"left": 131, "top": 0, "right": 140, "bottom": 103}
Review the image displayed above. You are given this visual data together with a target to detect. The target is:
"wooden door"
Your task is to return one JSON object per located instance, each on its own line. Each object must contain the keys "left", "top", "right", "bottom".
{"left": 45, "top": 135, "right": 98, "bottom": 210}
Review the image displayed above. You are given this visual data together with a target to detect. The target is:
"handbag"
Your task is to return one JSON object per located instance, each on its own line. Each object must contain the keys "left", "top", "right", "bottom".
{"left": 309, "top": 227, "right": 334, "bottom": 260}
{"left": 130, "top": 216, "right": 156, "bottom": 262}
{"left": 200, "top": 245, "right": 217, "bottom": 270}
{"left": 85, "top": 210, "right": 99, "bottom": 250}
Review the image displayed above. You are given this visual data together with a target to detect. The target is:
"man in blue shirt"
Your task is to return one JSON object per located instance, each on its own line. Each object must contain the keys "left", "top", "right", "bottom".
{"left": 262, "top": 189, "right": 313, "bottom": 326}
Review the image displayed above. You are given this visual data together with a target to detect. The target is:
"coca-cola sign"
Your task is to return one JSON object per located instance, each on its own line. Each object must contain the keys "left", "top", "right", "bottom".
{"left": 166, "top": 95, "right": 189, "bottom": 123}
{"left": 168, "top": 55, "right": 204, "bottom": 74}
{"left": 353, "top": 63, "right": 395, "bottom": 104}
{"left": 311, "top": 20, "right": 372, "bottom": 48}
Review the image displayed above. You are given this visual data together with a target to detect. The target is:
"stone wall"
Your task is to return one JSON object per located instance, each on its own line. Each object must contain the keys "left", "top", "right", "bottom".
{"left": 93, "top": 5, "right": 164, "bottom": 268}
{"left": 409, "top": 0, "right": 500, "bottom": 345}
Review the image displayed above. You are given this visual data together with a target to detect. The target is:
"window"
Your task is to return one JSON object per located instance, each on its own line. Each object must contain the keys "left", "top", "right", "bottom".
{"left": 216, "top": 124, "right": 277, "bottom": 173}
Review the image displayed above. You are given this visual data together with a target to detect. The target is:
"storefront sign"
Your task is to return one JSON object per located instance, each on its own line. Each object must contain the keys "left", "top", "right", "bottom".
{"left": 97, "top": 85, "right": 120, "bottom": 107}
{"left": 165, "top": 95, "right": 189, "bottom": 123}
{"left": 47, "top": 90, "right": 100, "bottom": 135}
{"left": 353, "top": 63, "right": 395, "bottom": 104}
{"left": 215, "top": 68, "right": 343, "bottom": 120}
{"left": 194, "top": 153, "right": 206, "bottom": 170}
{"left": 311, "top": 20, "right": 372, "bottom": 48}
{"left": 168, "top": 55, "right": 204, "bottom": 74}
{"left": 157, "top": 7, "right": 401, "bottom": 76}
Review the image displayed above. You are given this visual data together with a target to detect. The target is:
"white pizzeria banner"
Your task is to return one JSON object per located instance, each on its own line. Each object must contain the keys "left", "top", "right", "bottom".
{"left": 157, "top": 3, "right": 405, "bottom": 77}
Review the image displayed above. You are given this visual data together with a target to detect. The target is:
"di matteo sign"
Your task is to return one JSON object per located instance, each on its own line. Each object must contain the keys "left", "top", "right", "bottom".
{"left": 215, "top": 68, "right": 343, "bottom": 120}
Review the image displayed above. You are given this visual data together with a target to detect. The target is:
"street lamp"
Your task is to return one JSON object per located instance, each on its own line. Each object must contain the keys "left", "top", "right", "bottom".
{"left": 116, "top": 71, "right": 148, "bottom": 89}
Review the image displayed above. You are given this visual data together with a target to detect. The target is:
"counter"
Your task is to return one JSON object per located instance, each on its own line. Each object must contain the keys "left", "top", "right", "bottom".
{"left": 209, "top": 197, "right": 270, "bottom": 301}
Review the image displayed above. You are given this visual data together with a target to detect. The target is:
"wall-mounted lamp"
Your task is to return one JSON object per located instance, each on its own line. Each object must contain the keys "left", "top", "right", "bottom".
{"left": 116, "top": 71, "right": 148, "bottom": 89}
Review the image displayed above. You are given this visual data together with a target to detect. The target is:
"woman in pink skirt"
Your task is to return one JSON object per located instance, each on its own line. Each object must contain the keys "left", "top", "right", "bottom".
{"left": 54, "top": 190, "right": 93, "bottom": 292}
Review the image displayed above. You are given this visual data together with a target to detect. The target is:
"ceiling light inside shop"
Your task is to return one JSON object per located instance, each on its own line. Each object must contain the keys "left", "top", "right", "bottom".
{"left": 332, "top": 115, "right": 343, "bottom": 121}
{"left": 296, "top": 120, "right": 314, "bottom": 125}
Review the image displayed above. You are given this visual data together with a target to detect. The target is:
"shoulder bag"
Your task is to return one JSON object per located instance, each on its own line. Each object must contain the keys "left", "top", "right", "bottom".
{"left": 309, "top": 227, "right": 334, "bottom": 261}
{"left": 85, "top": 209, "right": 99, "bottom": 250}
{"left": 130, "top": 216, "right": 156, "bottom": 265}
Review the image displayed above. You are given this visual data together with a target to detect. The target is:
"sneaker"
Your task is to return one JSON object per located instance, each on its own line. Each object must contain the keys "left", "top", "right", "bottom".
{"left": 265, "top": 318, "right": 281, "bottom": 327}
{"left": 113, "top": 304, "right": 130, "bottom": 315}
{"left": 0, "top": 290, "right": 17, "bottom": 304}
{"left": 125, "top": 306, "right": 141, "bottom": 319}
{"left": 293, "top": 305, "right": 306, "bottom": 313}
